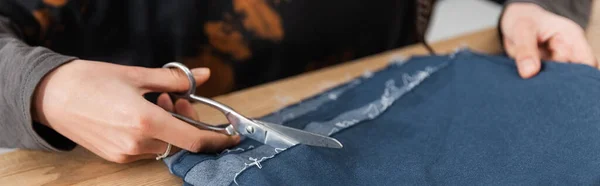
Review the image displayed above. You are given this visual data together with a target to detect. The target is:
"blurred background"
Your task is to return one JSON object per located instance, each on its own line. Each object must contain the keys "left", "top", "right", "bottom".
{"left": 427, "top": 0, "right": 502, "bottom": 42}
{"left": 0, "top": 0, "right": 504, "bottom": 155}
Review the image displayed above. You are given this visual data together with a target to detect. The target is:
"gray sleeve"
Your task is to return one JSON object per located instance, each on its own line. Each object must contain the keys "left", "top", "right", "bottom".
{"left": 0, "top": 15, "right": 79, "bottom": 151}
{"left": 504, "top": 0, "right": 592, "bottom": 29}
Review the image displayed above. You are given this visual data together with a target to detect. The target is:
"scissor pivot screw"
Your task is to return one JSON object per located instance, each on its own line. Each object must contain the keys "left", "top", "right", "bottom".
{"left": 245, "top": 126, "right": 255, "bottom": 134}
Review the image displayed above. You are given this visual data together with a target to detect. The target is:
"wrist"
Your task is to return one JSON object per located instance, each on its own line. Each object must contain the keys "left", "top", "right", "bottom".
{"left": 31, "top": 59, "right": 82, "bottom": 127}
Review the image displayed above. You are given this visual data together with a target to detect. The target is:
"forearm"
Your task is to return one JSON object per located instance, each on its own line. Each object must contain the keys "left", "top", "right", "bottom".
{"left": 0, "top": 15, "right": 77, "bottom": 151}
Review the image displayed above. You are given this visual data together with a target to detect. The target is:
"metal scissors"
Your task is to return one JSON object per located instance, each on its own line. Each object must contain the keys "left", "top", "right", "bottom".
{"left": 162, "top": 62, "right": 343, "bottom": 149}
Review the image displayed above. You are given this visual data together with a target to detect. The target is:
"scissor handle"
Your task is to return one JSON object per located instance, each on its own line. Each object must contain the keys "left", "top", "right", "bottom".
{"left": 169, "top": 112, "right": 237, "bottom": 135}
{"left": 162, "top": 62, "right": 237, "bottom": 114}
{"left": 162, "top": 62, "right": 197, "bottom": 98}
{"left": 162, "top": 62, "right": 239, "bottom": 135}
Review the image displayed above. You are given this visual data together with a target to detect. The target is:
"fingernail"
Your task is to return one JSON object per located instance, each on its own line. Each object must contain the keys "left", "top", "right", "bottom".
{"left": 191, "top": 68, "right": 209, "bottom": 77}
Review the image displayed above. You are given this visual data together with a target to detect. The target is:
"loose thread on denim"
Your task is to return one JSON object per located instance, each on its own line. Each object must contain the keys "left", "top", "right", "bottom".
{"left": 334, "top": 119, "right": 359, "bottom": 128}
{"left": 389, "top": 55, "right": 408, "bottom": 66}
{"left": 219, "top": 145, "right": 255, "bottom": 156}
{"left": 233, "top": 148, "right": 286, "bottom": 185}
{"left": 449, "top": 46, "right": 468, "bottom": 59}
{"left": 362, "top": 70, "right": 374, "bottom": 78}
{"left": 282, "top": 113, "right": 295, "bottom": 121}
{"left": 328, "top": 93, "right": 338, "bottom": 100}
{"left": 362, "top": 104, "right": 381, "bottom": 119}
{"left": 228, "top": 62, "right": 449, "bottom": 185}
{"left": 327, "top": 127, "right": 340, "bottom": 135}
{"left": 248, "top": 157, "right": 269, "bottom": 169}
{"left": 274, "top": 148, "right": 286, "bottom": 153}
{"left": 305, "top": 64, "right": 445, "bottom": 136}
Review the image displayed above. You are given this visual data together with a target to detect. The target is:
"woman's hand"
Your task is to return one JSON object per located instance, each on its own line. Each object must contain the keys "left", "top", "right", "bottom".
{"left": 33, "top": 59, "right": 240, "bottom": 163}
{"left": 501, "top": 2, "right": 597, "bottom": 78}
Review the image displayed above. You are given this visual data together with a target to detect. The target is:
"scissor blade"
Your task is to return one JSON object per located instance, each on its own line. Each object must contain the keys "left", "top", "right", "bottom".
{"left": 256, "top": 120, "right": 343, "bottom": 149}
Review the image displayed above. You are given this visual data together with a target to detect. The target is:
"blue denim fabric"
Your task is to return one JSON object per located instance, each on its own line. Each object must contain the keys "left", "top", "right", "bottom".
{"left": 165, "top": 49, "right": 600, "bottom": 186}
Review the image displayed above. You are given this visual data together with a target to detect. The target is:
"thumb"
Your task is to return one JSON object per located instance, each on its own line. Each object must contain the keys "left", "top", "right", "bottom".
{"left": 504, "top": 26, "right": 541, "bottom": 79}
{"left": 134, "top": 66, "right": 211, "bottom": 93}
{"left": 515, "top": 52, "right": 541, "bottom": 79}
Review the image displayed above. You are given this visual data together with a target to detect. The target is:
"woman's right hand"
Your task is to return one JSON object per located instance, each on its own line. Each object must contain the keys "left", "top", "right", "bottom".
{"left": 32, "top": 59, "right": 240, "bottom": 163}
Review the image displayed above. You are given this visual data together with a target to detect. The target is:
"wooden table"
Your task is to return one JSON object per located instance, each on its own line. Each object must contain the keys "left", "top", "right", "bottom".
{"left": 3, "top": 12, "right": 600, "bottom": 183}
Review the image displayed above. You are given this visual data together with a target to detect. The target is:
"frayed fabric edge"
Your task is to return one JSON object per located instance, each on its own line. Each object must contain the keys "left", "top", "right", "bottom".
{"left": 303, "top": 63, "right": 447, "bottom": 136}
{"left": 229, "top": 62, "right": 450, "bottom": 186}
{"left": 175, "top": 49, "right": 467, "bottom": 186}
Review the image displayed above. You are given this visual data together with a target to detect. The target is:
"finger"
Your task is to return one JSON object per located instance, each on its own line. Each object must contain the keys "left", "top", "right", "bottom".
{"left": 148, "top": 105, "right": 240, "bottom": 153}
{"left": 118, "top": 154, "right": 157, "bottom": 163}
{"left": 131, "top": 154, "right": 159, "bottom": 161}
{"left": 58, "top": 126, "right": 134, "bottom": 163}
{"left": 80, "top": 138, "right": 148, "bottom": 163}
{"left": 136, "top": 139, "right": 182, "bottom": 155}
{"left": 132, "top": 66, "right": 211, "bottom": 93}
{"left": 547, "top": 34, "right": 572, "bottom": 63}
{"left": 71, "top": 135, "right": 117, "bottom": 162}
{"left": 538, "top": 45, "right": 552, "bottom": 60}
{"left": 101, "top": 129, "right": 183, "bottom": 160}
{"left": 187, "top": 132, "right": 241, "bottom": 153}
{"left": 174, "top": 99, "right": 232, "bottom": 135}
{"left": 569, "top": 35, "right": 598, "bottom": 68}
{"left": 504, "top": 24, "right": 541, "bottom": 79}
{"left": 157, "top": 141, "right": 182, "bottom": 156}
{"left": 157, "top": 93, "right": 174, "bottom": 111}
{"left": 175, "top": 99, "right": 199, "bottom": 120}
{"left": 83, "top": 144, "right": 120, "bottom": 163}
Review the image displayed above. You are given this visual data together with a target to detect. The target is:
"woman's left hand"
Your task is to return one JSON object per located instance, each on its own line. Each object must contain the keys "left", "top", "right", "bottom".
{"left": 501, "top": 2, "right": 597, "bottom": 79}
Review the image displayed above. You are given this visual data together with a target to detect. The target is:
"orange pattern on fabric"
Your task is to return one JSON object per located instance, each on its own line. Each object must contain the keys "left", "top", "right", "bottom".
{"left": 183, "top": 47, "right": 235, "bottom": 97}
{"left": 193, "top": 0, "right": 286, "bottom": 96}
{"left": 204, "top": 21, "right": 252, "bottom": 60}
{"left": 233, "top": 0, "right": 284, "bottom": 41}
{"left": 32, "top": 9, "right": 51, "bottom": 39}
{"left": 203, "top": 0, "right": 284, "bottom": 62}
{"left": 43, "top": 0, "right": 68, "bottom": 7}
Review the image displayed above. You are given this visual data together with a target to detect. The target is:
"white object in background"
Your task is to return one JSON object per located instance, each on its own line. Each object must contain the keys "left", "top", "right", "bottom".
{"left": 427, "top": 0, "right": 503, "bottom": 42}
{"left": 0, "top": 148, "right": 15, "bottom": 154}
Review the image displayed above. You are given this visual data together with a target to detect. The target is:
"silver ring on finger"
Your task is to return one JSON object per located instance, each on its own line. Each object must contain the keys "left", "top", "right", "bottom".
{"left": 156, "top": 143, "right": 172, "bottom": 160}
